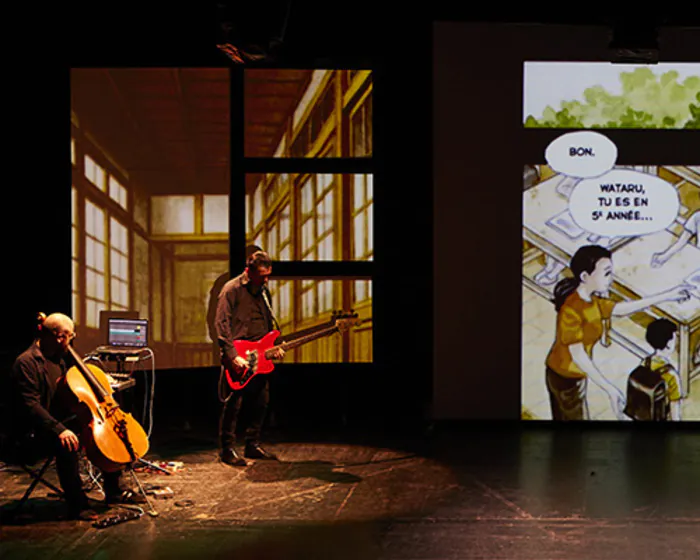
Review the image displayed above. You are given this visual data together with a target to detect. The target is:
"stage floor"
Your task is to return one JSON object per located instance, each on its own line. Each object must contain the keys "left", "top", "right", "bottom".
{"left": 2, "top": 427, "right": 699, "bottom": 559}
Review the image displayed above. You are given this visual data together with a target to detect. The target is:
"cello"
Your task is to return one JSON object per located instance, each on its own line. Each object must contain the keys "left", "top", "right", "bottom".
{"left": 38, "top": 312, "right": 149, "bottom": 473}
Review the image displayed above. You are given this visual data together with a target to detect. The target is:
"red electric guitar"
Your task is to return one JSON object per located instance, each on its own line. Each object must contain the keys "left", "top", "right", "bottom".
{"left": 223, "top": 311, "right": 365, "bottom": 390}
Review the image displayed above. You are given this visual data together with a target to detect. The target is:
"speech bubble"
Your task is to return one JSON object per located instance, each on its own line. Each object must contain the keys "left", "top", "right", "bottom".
{"left": 569, "top": 169, "right": 680, "bottom": 237}
{"left": 545, "top": 131, "right": 618, "bottom": 179}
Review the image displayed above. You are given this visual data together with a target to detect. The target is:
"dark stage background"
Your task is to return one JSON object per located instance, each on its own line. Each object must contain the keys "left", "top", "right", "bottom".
{"left": 4, "top": 7, "right": 699, "bottom": 437}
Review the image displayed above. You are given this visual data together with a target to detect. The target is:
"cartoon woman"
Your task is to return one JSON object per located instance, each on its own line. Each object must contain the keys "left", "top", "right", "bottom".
{"left": 546, "top": 245, "right": 691, "bottom": 421}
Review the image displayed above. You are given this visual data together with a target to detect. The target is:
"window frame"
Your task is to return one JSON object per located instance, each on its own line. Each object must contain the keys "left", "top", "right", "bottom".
{"left": 242, "top": 69, "right": 374, "bottom": 363}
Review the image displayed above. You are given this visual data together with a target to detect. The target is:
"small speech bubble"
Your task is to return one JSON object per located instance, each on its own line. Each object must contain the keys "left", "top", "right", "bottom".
{"left": 545, "top": 131, "right": 618, "bottom": 179}
{"left": 569, "top": 169, "right": 680, "bottom": 237}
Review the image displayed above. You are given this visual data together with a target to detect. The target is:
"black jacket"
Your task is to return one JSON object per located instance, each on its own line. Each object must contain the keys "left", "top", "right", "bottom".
{"left": 8, "top": 342, "right": 74, "bottom": 438}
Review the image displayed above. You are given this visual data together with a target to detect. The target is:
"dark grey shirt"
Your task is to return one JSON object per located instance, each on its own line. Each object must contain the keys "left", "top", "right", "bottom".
{"left": 214, "top": 271, "right": 274, "bottom": 361}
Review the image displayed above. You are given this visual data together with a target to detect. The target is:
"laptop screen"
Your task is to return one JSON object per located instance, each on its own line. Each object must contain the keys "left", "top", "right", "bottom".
{"left": 107, "top": 318, "right": 148, "bottom": 348}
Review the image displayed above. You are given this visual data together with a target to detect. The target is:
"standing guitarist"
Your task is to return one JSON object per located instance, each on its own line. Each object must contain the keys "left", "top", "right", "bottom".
{"left": 215, "top": 250, "right": 285, "bottom": 466}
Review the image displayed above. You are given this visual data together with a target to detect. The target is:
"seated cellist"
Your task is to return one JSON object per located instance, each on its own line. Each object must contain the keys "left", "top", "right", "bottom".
{"left": 7, "top": 312, "right": 144, "bottom": 520}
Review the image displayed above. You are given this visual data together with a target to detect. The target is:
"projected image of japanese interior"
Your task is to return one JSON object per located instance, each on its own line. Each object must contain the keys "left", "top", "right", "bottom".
{"left": 243, "top": 69, "right": 373, "bottom": 363}
{"left": 71, "top": 68, "right": 231, "bottom": 369}
{"left": 521, "top": 62, "right": 700, "bottom": 421}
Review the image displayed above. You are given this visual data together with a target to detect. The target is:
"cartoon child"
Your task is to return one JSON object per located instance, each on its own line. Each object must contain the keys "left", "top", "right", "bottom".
{"left": 651, "top": 209, "right": 699, "bottom": 268}
{"left": 545, "top": 245, "right": 691, "bottom": 421}
{"left": 633, "top": 318, "right": 684, "bottom": 421}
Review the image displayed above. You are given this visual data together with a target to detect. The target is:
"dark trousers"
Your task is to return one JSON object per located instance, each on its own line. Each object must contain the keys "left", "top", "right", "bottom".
{"left": 546, "top": 366, "right": 590, "bottom": 421}
{"left": 53, "top": 437, "right": 122, "bottom": 511}
{"left": 219, "top": 374, "right": 269, "bottom": 449}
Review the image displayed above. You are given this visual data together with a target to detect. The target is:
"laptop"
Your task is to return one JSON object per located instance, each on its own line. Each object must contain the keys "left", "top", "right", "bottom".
{"left": 95, "top": 318, "right": 149, "bottom": 355}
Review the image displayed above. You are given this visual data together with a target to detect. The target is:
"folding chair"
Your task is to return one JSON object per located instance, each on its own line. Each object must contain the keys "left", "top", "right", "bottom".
{"left": 0, "top": 442, "right": 64, "bottom": 521}
{"left": 10, "top": 454, "right": 64, "bottom": 515}
{"left": 0, "top": 414, "right": 77, "bottom": 520}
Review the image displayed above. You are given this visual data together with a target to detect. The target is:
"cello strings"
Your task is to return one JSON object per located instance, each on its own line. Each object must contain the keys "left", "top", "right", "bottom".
{"left": 84, "top": 349, "right": 156, "bottom": 439}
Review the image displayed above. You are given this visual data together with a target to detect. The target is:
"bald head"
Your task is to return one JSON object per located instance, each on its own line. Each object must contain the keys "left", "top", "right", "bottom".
{"left": 39, "top": 313, "right": 75, "bottom": 357}
{"left": 42, "top": 313, "right": 75, "bottom": 333}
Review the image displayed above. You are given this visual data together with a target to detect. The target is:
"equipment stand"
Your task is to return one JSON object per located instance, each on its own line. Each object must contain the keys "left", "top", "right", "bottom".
{"left": 100, "top": 350, "right": 168, "bottom": 477}
{"left": 127, "top": 466, "right": 159, "bottom": 517}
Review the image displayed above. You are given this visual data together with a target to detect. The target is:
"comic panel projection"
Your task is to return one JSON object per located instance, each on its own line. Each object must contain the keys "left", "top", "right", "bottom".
{"left": 522, "top": 131, "right": 700, "bottom": 421}
{"left": 523, "top": 62, "right": 700, "bottom": 129}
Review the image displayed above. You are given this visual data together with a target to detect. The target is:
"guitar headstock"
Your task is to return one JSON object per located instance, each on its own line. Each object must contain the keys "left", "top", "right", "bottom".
{"left": 332, "top": 310, "right": 360, "bottom": 332}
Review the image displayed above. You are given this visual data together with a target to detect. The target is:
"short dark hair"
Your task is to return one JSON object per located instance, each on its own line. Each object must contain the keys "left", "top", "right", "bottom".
{"left": 645, "top": 318, "right": 677, "bottom": 350}
{"left": 246, "top": 250, "right": 272, "bottom": 271}
{"left": 245, "top": 245, "right": 263, "bottom": 259}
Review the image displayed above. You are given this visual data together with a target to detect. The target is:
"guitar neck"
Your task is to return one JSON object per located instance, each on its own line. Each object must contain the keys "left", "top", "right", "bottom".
{"left": 266, "top": 325, "right": 339, "bottom": 356}
{"left": 263, "top": 317, "right": 369, "bottom": 357}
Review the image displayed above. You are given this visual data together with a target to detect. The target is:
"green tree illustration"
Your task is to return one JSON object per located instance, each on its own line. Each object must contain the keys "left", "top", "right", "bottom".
{"left": 525, "top": 68, "right": 700, "bottom": 128}
{"left": 684, "top": 91, "right": 700, "bottom": 129}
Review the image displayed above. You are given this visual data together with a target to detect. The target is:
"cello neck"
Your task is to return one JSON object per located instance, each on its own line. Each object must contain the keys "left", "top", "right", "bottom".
{"left": 36, "top": 312, "right": 109, "bottom": 401}
{"left": 66, "top": 344, "right": 109, "bottom": 401}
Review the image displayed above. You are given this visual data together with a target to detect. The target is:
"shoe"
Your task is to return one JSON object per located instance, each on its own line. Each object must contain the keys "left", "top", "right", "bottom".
{"left": 105, "top": 489, "right": 147, "bottom": 505}
{"left": 244, "top": 442, "right": 278, "bottom": 460}
{"left": 220, "top": 447, "right": 247, "bottom": 467}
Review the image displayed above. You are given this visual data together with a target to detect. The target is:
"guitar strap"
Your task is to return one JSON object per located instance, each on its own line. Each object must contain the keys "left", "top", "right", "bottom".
{"left": 261, "top": 287, "right": 281, "bottom": 333}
